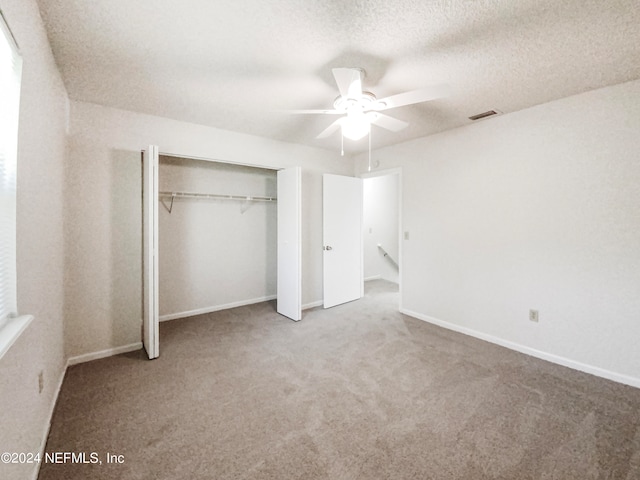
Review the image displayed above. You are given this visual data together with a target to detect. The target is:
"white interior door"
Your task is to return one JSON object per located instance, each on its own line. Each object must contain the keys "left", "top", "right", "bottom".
{"left": 323, "top": 174, "right": 363, "bottom": 308}
{"left": 142, "top": 145, "right": 159, "bottom": 359}
{"left": 277, "top": 167, "right": 302, "bottom": 321}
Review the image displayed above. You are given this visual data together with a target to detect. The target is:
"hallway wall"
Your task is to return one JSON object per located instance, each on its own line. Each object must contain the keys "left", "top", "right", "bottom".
{"left": 363, "top": 174, "right": 399, "bottom": 283}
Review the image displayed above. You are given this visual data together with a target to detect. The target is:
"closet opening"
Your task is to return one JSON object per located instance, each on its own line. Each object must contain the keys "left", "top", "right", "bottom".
{"left": 157, "top": 155, "right": 278, "bottom": 322}
{"left": 142, "top": 146, "right": 301, "bottom": 359}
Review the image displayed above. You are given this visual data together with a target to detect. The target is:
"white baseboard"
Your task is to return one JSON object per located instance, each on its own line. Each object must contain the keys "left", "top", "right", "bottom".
{"left": 67, "top": 342, "right": 143, "bottom": 366}
{"left": 401, "top": 308, "right": 640, "bottom": 389}
{"left": 33, "top": 361, "right": 67, "bottom": 480}
{"left": 159, "top": 295, "right": 277, "bottom": 322}
{"left": 161, "top": 296, "right": 329, "bottom": 319}
{"left": 302, "top": 300, "right": 323, "bottom": 310}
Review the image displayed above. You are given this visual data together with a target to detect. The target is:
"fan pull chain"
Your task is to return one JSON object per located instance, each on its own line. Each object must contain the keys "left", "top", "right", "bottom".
{"left": 341, "top": 133, "right": 344, "bottom": 156}
{"left": 368, "top": 125, "right": 372, "bottom": 172}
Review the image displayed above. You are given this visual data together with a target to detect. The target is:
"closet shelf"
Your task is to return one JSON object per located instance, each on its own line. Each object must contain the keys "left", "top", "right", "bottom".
{"left": 159, "top": 191, "right": 277, "bottom": 214}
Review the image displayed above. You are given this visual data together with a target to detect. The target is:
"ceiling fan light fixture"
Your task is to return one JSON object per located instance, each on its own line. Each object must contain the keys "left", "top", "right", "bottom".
{"left": 287, "top": 67, "right": 448, "bottom": 146}
{"left": 341, "top": 110, "right": 370, "bottom": 141}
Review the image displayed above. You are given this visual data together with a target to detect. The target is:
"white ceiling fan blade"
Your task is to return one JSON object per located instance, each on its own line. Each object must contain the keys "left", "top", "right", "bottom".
{"left": 316, "top": 118, "right": 343, "bottom": 139}
{"left": 332, "top": 68, "right": 363, "bottom": 100}
{"left": 367, "top": 112, "right": 409, "bottom": 132}
{"left": 281, "top": 109, "right": 342, "bottom": 114}
{"left": 374, "top": 84, "right": 450, "bottom": 110}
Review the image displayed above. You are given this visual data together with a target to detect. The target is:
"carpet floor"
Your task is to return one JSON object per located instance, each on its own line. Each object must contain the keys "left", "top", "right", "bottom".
{"left": 39, "top": 280, "right": 640, "bottom": 479}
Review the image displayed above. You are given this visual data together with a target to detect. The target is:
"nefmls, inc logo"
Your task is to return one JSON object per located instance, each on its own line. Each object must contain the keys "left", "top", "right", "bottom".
{"left": 45, "top": 452, "right": 100, "bottom": 464}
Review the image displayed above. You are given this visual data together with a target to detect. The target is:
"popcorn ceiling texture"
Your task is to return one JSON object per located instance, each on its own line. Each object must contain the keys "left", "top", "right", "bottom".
{"left": 36, "top": 0, "right": 640, "bottom": 152}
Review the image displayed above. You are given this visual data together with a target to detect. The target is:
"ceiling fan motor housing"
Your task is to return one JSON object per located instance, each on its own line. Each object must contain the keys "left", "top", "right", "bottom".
{"left": 333, "top": 92, "right": 378, "bottom": 112}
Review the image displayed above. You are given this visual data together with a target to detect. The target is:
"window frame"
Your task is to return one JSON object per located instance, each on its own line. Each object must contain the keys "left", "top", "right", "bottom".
{"left": 0, "top": 9, "right": 33, "bottom": 360}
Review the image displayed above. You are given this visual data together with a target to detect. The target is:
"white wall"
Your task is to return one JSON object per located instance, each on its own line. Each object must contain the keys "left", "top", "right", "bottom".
{"left": 0, "top": 1, "right": 68, "bottom": 479}
{"left": 158, "top": 157, "right": 277, "bottom": 318}
{"left": 363, "top": 174, "right": 399, "bottom": 283}
{"left": 65, "top": 100, "right": 353, "bottom": 358}
{"left": 355, "top": 79, "right": 640, "bottom": 386}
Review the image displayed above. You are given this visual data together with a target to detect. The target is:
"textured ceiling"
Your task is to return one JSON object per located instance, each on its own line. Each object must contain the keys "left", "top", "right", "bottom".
{"left": 36, "top": 0, "right": 640, "bottom": 153}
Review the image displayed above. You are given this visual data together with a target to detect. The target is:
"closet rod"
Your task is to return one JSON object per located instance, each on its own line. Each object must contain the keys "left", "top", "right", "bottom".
{"left": 159, "top": 191, "right": 277, "bottom": 214}
{"left": 159, "top": 191, "right": 277, "bottom": 202}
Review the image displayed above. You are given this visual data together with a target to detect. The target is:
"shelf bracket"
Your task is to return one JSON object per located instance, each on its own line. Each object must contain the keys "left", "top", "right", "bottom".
{"left": 160, "top": 194, "right": 175, "bottom": 214}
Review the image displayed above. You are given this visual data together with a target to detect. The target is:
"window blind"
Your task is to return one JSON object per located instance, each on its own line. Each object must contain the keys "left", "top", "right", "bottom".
{"left": 0, "top": 12, "right": 22, "bottom": 325}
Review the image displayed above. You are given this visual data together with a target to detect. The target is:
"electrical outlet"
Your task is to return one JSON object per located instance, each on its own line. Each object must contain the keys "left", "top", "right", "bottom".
{"left": 529, "top": 309, "right": 539, "bottom": 323}
{"left": 38, "top": 370, "right": 44, "bottom": 394}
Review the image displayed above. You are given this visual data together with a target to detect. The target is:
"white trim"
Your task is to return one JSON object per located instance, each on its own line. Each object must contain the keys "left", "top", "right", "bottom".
{"left": 401, "top": 308, "right": 640, "bottom": 389}
{"left": 33, "top": 362, "right": 66, "bottom": 480}
{"left": 159, "top": 295, "right": 277, "bottom": 322}
{"left": 0, "top": 9, "right": 20, "bottom": 52}
{"left": 67, "top": 342, "right": 142, "bottom": 366}
{"left": 0, "top": 314, "right": 33, "bottom": 360}
{"left": 358, "top": 166, "right": 402, "bottom": 179}
{"left": 364, "top": 274, "right": 382, "bottom": 282}
{"left": 302, "top": 300, "right": 323, "bottom": 310}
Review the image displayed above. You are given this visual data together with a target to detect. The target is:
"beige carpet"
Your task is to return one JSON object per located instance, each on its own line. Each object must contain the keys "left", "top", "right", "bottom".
{"left": 40, "top": 280, "right": 640, "bottom": 479}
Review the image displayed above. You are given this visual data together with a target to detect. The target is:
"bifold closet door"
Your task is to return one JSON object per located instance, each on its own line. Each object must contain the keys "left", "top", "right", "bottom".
{"left": 142, "top": 145, "right": 159, "bottom": 359}
{"left": 277, "top": 167, "right": 302, "bottom": 321}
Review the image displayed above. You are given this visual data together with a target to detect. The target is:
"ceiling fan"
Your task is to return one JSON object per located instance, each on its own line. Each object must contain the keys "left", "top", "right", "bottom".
{"left": 288, "top": 67, "right": 449, "bottom": 142}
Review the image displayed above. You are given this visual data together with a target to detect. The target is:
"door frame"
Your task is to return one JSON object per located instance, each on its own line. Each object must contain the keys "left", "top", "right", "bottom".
{"left": 359, "top": 167, "right": 403, "bottom": 311}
